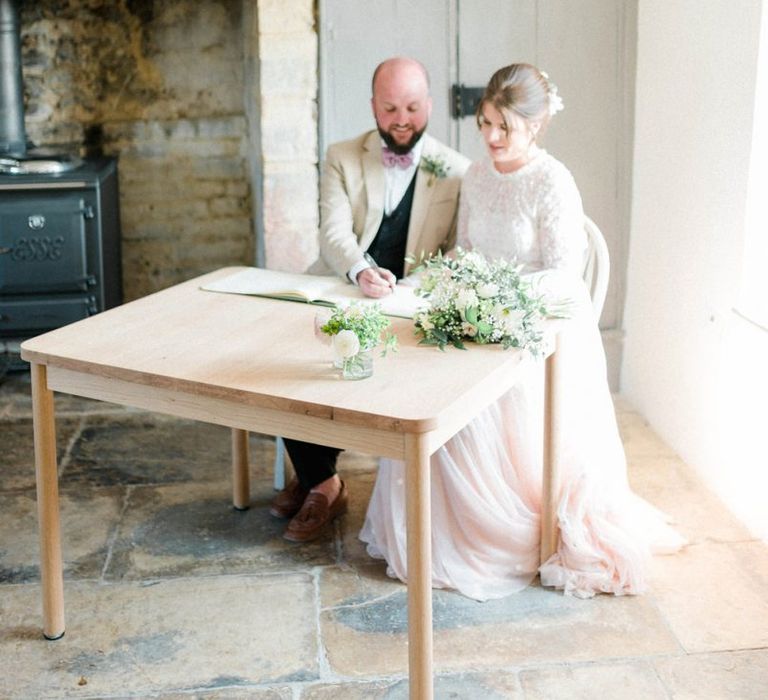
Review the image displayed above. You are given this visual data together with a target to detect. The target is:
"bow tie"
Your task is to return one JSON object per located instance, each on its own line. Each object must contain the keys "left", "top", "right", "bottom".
{"left": 382, "top": 147, "right": 414, "bottom": 169}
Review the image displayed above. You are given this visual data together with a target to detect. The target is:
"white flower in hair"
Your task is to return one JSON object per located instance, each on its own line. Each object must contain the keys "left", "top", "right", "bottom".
{"left": 548, "top": 89, "right": 564, "bottom": 116}
{"left": 540, "top": 70, "right": 564, "bottom": 116}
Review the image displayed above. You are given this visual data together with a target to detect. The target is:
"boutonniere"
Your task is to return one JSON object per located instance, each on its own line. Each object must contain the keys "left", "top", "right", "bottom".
{"left": 420, "top": 155, "right": 450, "bottom": 186}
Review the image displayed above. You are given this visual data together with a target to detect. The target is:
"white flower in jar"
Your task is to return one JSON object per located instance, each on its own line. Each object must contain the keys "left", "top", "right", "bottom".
{"left": 333, "top": 329, "right": 360, "bottom": 359}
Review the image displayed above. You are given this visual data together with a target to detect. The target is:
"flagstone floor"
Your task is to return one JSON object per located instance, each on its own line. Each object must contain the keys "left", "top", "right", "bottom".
{"left": 1, "top": 369, "right": 767, "bottom": 699}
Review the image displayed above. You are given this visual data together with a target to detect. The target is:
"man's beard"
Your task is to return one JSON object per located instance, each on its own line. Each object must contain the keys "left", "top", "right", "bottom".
{"left": 377, "top": 124, "right": 427, "bottom": 155}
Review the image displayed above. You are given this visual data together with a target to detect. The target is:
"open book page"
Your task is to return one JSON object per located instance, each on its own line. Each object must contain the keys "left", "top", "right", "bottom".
{"left": 201, "top": 267, "right": 427, "bottom": 319}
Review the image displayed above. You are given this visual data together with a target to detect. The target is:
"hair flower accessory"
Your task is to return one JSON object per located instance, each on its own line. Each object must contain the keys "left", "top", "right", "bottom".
{"left": 540, "top": 70, "right": 564, "bottom": 117}
{"left": 420, "top": 155, "right": 450, "bottom": 186}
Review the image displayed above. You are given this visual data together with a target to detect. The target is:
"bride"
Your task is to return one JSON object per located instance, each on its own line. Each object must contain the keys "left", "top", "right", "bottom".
{"left": 359, "top": 63, "right": 685, "bottom": 600}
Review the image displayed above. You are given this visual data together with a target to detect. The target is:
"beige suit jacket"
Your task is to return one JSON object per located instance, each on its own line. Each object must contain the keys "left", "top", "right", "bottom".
{"left": 308, "top": 130, "right": 471, "bottom": 279}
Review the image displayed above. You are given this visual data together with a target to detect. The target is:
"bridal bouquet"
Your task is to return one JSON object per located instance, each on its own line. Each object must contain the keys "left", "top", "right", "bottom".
{"left": 413, "top": 249, "right": 555, "bottom": 356}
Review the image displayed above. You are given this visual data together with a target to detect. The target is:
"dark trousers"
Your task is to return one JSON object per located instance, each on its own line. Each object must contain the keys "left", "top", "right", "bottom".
{"left": 283, "top": 438, "right": 342, "bottom": 490}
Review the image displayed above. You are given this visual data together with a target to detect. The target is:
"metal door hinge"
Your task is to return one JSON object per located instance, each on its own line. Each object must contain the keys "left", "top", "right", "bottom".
{"left": 451, "top": 84, "right": 485, "bottom": 119}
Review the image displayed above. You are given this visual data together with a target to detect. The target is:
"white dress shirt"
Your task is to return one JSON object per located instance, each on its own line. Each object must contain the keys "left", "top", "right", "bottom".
{"left": 348, "top": 137, "right": 424, "bottom": 283}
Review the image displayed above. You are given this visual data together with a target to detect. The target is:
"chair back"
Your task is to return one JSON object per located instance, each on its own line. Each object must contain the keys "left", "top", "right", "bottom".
{"left": 582, "top": 215, "right": 610, "bottom": 321}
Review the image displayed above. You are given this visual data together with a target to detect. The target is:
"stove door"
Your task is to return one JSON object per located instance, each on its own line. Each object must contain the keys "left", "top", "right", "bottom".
{"left": 0, "top": 192, "right": 94, "bottom": 294}
{"left": 0, "top": 294, "right": 97, "bottom": 336}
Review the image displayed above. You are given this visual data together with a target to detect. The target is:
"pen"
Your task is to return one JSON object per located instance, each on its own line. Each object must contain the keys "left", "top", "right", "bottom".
{"left": 363, "top": 252, "right": 395, "bottom": 289}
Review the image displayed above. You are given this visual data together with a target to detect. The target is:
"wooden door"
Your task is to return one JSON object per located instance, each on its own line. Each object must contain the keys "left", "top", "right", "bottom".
{"left": 318, "top": 0, "right": 456, "bottom": 154}
{"left": 318, "top": 0, "right": 636, "bottom": 386}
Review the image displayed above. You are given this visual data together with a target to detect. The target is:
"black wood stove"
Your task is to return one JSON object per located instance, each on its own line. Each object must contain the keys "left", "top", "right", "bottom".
{"left": 0, "top": 159, "right": 122, "bottom": 335}
{"left": 0, "top": 0, "right": 122, "bottom": 374}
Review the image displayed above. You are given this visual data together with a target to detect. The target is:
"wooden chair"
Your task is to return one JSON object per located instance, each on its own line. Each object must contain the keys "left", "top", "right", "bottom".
{"left": 273, "top": 436, "right": 287, "bottom": 490}
{"left": 583, "top": 215, "right": 610, "bottom": 321}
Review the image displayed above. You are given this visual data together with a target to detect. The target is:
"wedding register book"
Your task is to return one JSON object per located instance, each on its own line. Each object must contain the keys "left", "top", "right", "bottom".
{"left": 201, "top": 267, "right": 426, "bottom": 319}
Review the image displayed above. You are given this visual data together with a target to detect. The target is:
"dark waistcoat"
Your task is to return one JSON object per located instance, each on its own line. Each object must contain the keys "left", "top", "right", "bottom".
{"left": 366, "top": 173, "right": 417, "bottom": 280}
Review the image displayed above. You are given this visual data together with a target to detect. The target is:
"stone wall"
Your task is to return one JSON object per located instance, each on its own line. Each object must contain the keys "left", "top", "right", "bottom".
{"left": 19, "top": 0, "right": 320, "bottom": 301}
{"left": 254, "top": 0, "right": 319, "bottom": 272}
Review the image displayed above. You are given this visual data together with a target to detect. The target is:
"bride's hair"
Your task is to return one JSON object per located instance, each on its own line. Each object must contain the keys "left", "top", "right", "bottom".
{"left": 476, "top": 63, "right": 558, "bottom": 132}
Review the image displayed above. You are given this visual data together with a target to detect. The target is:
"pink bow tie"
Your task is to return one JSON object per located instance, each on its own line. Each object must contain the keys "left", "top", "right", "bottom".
{"left": 382, "top": 147, "right": 414, "bottom": 169}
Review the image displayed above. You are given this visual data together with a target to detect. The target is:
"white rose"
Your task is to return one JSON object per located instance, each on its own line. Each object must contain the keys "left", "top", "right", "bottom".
{"left": 333, "top": 329, "right": 360, "bottom": 359}
{"left": 419, "top": 316, "right": 435, "bottom": 331}
{"left": 476, "top": 282, "right": 499, "bottom": 299}
{"left": 502, "top": 309, "right": 526, "bottom": 334}
{"left": 461, "top": 321, "right": 478, "bottom": 337}
{"left": 455, "top": 287, "right": 478, "bottom": 311}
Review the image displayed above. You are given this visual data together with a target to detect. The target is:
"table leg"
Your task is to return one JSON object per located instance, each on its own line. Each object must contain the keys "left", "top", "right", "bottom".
{"left": 405, "top": 432, "right": 433, "bottom": 700}
{"left": 231, "top": 428, "right": 250, "bottom": 510}
{"left": 30, "top": 363, "right": 65, "bottom": 640}
{"left": 540, "top": 334, "right": 562, "bottom": 565}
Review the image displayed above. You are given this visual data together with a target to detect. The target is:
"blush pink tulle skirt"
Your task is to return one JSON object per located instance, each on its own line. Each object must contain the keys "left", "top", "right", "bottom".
{"left": 360, "top": 278, "right": 686, "bottom": 600}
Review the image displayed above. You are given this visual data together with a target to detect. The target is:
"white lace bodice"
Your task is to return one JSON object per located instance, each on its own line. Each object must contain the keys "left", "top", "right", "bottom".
{"left": 457, "top": 151, "right": 587, "bottom": 275}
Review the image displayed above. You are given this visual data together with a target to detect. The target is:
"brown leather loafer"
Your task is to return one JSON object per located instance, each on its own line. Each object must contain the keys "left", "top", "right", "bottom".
{"left": 269, "top": 478, "right": 309, "bottom": 519}
{"left": 283, "top": 480, "right": 348, "bottom": 542}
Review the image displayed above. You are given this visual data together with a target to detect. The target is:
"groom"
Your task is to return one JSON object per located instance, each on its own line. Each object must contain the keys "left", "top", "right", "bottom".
{"left": 273, "top": 56, "right": 470, "bottom": 542}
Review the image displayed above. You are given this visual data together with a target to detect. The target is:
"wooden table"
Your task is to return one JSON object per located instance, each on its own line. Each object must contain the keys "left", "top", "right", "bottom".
{"left": 21, "top": 267, "right": 561, "bottom": 700}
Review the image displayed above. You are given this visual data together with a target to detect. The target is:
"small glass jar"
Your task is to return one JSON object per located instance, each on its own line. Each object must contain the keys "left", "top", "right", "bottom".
{"left": 341, "top": 347, "right": 374, "bottom": 380}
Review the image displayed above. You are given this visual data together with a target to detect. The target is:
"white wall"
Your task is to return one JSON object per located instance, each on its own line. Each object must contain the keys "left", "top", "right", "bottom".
{"left": 623, "top": 0, "right": 768, "bottom": 539}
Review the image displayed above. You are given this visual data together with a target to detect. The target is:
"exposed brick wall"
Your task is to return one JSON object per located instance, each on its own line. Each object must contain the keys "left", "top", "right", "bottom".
{"left": 18, "top": 0, "right": 320, "bottom": 301}
{"left": 108, "top": 116, "right": 252, "bottom": 299}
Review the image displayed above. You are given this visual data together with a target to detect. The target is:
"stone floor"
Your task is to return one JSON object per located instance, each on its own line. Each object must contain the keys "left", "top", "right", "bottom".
{"left": 1, "top": 369, "right": 767, "bottom": 699}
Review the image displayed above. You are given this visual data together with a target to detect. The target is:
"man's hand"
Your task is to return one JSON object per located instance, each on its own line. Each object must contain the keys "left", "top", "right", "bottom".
{"left": 357, "top": 267, "right": 396, "bottom": 297}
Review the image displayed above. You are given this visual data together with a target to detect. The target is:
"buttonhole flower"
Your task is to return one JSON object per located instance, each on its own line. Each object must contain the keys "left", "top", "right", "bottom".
{"left": 420, "top": 155, "right": 450, "bottom": 186}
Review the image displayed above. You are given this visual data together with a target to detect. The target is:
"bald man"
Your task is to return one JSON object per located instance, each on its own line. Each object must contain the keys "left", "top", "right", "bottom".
{"left": 274, "top": 57, "right": 470, "bottom": 543}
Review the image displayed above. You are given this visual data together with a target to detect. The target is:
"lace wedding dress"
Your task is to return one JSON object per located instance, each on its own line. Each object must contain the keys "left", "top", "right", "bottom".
{"left": 360, "top": 152, "right": 685, "bottom": 600}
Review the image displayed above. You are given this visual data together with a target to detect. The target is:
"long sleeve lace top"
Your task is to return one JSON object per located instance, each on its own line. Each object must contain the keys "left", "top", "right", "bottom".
{"left": 457, "top": 151, "right": 587, "bottom": 275}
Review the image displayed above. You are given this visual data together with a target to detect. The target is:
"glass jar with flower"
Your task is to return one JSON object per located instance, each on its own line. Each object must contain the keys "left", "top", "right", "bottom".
{"left": 319, "top": 303, "right": 398, "bottom": 379}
